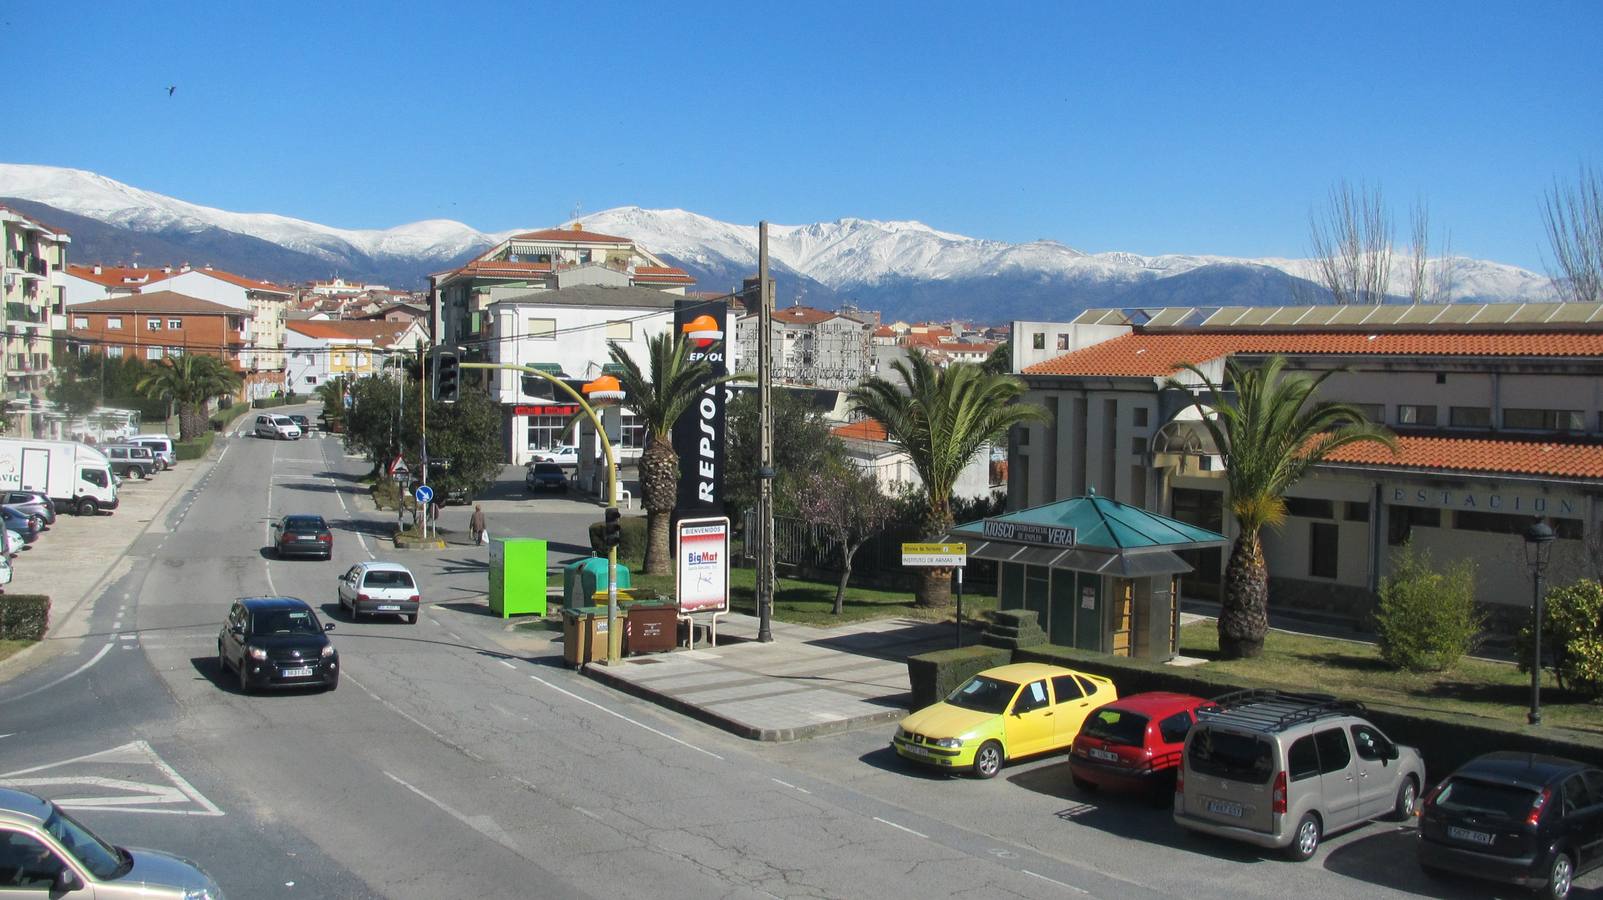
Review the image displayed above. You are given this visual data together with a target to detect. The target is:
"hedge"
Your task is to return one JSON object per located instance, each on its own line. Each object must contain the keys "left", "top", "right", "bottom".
{"left": 175, "top": 431, "right": 216, "bottom": 460}
{"left": 1010, "top": 643, "right": 1603, "bottom": 781}
{"left": 588, "top": 515, "right": 649, "bottom": 568}
{"left": 209, "top": 402, "right": 250, "bottom": 429}
{"left": 252, "top": 396, "right": 289, "bottom": 409}
{"left": 907, "top": 645, "right": 1012, "bottom": 709}
{"left": 0, "top": 594, "right": 50, "bottom": 641}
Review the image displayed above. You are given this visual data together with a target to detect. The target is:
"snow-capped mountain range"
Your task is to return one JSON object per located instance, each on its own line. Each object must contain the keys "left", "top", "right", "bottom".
{"left": 0, "top": 163, "right": 1556, "bottom": 321}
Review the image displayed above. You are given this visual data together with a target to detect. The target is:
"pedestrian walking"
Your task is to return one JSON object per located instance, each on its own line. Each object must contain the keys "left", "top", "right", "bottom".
{"left": 469, "top": 503, "right": 487, "bottom": 546}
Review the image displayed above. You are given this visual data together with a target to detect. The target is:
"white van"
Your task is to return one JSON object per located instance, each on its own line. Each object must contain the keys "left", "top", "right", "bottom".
{"left": 128, "top": 435, "right": 176, "bottom": 470}
{"left": 255, "top": 414, "right": 302, "bottom": 440}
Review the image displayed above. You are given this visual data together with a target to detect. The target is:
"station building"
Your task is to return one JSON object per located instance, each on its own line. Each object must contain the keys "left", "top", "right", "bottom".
{"left": 1007, "top": 303, "right": 1603, "bottom": 628}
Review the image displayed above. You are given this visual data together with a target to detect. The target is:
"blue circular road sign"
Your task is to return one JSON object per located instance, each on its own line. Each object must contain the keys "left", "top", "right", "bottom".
{"left": 414, "top": 485, "right": 434, "bottom": 504}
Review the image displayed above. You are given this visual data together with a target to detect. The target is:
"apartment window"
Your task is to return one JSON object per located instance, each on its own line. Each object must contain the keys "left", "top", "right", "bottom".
{"left": 1031, "top": 333, "right": 1045, "bottom": 350}
{"left": 145, "top": 347, "right": 162, "bottom": 360}
{"left": 72, "top": 316, "right": 88, "bottom": 329}
{"left": 1309, "top": 522, "right": 1338, "bottom": 579}
{"left": 1336, "top": 403, "right": 1384, "bottom": 425}
{"left": 168, "top": 318, "right": 182, "bottom": 329}
{"left": 1285, "top": 497, "right": 1334, "bottom": 519}
{"left": 1344, "top": 501, "right": 1370, "bottom": 522}
{"left": 1453, "top": 511, "right": 1583, "bottom": 540}
{"left": 107, "top": 317, "right": 123, "bottom": 330}
{"left": 1503, "top": 408, "right": 1585, "bottom": 432}
{"left": 527, "top": 317, "right": 556, "bottom": 339}
{"left": 1397, "top": 404, "right": 1437, "bottom": 426}
{"left": 619, "top": 412, "right": 645, "bottom": 450}
{"left": 1056, "top": 333, "right": 1070, "bottom": 350}
{"left": 605, "top": 321, "right": 633, "bottom": 341}
{"left": 1132, "top": 407, "right": 1149, "bottom": 427}
{"left": 1130, "top": 437, "right": 1148, "bottom": 457}
{"left": 147, "top": 318, "right": 162, "bottom": 331}
{"left": 107, "top": 346, "right": 123, "bottom": 358}
{"left": 1387, "top": 505, "right": 1442, "bottom": 545}
{"left": 168, "top": 347, "right": 184, "bottom": 357}
{"left": 1449, "top": 406, "right": 1492, "bottom": 428}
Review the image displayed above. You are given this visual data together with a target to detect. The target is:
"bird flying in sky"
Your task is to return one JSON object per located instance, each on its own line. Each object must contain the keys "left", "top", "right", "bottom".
{"left": 167, "top": 85, "right": 176, "bottom": 96}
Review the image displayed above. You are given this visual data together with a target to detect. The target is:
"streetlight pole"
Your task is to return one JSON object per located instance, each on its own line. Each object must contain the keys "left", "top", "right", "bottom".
{"left": 1524, "top": 519, "right": 1555, "bottom": 726}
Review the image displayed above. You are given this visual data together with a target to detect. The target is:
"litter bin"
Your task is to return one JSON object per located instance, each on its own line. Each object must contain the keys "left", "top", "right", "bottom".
{"left": 563, "top": 556, "right": 632, "bottom": 610}
{"left": 561, "top": 606, "right": 609, "bottom": 667}
{"left": 624, "top": 600, "right": 678, "bottom": 656}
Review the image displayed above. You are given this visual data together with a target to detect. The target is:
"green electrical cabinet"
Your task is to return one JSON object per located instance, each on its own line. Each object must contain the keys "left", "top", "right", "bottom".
{"left": 562, "top": 556, "right": 631, "bottom": 610}
{"left": 489, "top": 538, "right": 548, "bottom": 617}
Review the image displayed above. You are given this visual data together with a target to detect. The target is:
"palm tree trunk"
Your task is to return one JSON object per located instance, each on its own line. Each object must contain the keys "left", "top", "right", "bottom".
{"left": 914, "top": 497, "right": 955, "bottom": 608}
{"left": 1219, "top": 529, "right": 1269, "bottom": 659}
{"left": 639, "top": 438, "right": 678, "bottom": 575}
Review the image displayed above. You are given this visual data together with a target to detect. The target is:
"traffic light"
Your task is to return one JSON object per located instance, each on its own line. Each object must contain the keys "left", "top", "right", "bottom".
{"left": 603, "top": 506, "right": 622, "bottom": 549}
{"left": 434, "top": 350, "right": 459, "bottom": 402}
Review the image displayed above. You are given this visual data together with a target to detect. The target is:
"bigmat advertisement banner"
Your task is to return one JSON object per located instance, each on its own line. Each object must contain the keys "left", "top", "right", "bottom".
{"left": 672, "top": 298, "right": 728, "bottom": 514}
{"left": 676, "top": 517, "right": 730, "bottom": 613}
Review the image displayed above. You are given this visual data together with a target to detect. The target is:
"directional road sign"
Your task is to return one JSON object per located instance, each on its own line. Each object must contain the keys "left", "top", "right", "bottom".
{"left": 901, "top": 542, "right": 967, "bottom": 567}
{"left": 414, "top": 484, "right": 434, "bottom": 504}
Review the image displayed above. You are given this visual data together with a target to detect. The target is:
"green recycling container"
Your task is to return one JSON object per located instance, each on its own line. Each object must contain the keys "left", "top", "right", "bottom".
{"left": 563, "top": 556, "right": 631, "bottom": 609}
{"left": 489, "top": 538, "right": 548, "bottom": 617}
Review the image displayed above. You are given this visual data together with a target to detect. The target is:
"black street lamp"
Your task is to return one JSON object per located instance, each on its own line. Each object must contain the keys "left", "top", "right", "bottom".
{"left": 1523, "top": 519, "right": 1555, "bottom": 726}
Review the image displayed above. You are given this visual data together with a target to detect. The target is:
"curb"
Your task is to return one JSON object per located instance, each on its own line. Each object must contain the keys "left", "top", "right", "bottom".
{"left": 579, "top": 662, "right": 906, "bottom": 743}
{"left": 393, "top": 537, "right": 448, "bottom": 550}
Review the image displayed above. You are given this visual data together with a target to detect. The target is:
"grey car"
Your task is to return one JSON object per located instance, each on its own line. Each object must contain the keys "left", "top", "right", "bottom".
{"left": 1, "top": 491, "right": 54, "bottom": 528}
{"left": 0, "top": 787, "right": 224, "bottom": 897}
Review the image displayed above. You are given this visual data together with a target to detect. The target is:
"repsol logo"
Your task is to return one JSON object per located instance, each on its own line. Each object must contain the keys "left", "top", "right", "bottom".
{"left": 689, "top": 350, "right": 725, "bottom": 364}
{"left": 697, "top": 393, "right": 717, "bottom": 503}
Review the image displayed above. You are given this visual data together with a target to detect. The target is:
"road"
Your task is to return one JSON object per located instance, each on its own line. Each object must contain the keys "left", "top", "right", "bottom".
{"left": 1, "top": 415, "right": 1595, "bottom": 899}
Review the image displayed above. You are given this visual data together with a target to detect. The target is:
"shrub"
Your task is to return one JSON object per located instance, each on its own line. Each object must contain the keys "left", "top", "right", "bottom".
{"left": 1374, "top": 543, "right": 1481, "bottom": 672}
{"left": 372, "top": 479, "right": 407, "bottom": 511}
{"left": 906, "top": 645, "right": 1011, "bottom": 709}
{"left": 0, "top": 594, "right": 51, "bottom": 640}
{"left": 1518, "top": 579, "right": 1603, "bottom": 700}
{"left": 209, "top": 402, "right": 249, "bottom": 429}
{"left": 174, "top": 432, "right": 216, "bottom": 460}
{"left": 587, "top": 515, "right": 648, "bottom": 568}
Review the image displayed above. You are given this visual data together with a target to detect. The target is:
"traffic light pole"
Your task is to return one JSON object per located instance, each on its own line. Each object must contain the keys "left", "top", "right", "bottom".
{"left": 460, "top": 361, "right": 622, "bottom": 663}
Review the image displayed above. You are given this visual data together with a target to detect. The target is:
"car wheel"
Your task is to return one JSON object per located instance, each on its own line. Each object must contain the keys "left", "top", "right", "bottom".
{"left": 1071, "top": 773, "right": 1096, "bottom": 793}
{"left": 1391, "top": 776, "right": 1419, "bottom": 821}
{"left": 28, "top": 516, "right": 42, "bottom": 534}
{"left": 77, "top": 498, "right": 99, "bottom": 516}
{"left": 217, "top": 640, "right": 229, "bottom": 673}
{"left": 237, "top": 662, "right": 251, "bottom": 695}
{"left": 972, "top": 740, "right": 1004, "bottom": 780}
{"left": 407, "top": 613, "right": 418, "bottom": 624}
{"left": 1541, "top": 851, "right": 1575, "bottom": 900}
{"left": 1286, "top": 812, "right": 1321, "bottom": 862}
{"left": 131, "top": 466, "right": 145, "bottom": 480}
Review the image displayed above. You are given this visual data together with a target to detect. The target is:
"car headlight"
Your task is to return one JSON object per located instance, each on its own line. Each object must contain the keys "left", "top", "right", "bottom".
{"left": 320, "top": 644, "right": 335, "bottom": 658}
{"left": 247, "top": 647, "right": 267, "bottom": 661}
{"left": 931, "top": 737, "right": 963, "bottom": 749}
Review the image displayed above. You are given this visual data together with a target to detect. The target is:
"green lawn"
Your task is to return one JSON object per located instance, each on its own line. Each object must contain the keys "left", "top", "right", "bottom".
{"left": 0, "top": 639, "right": 31, "bottom": 665}
{"left": 1180, "top": 622, "right": 1603, "bottom": 734}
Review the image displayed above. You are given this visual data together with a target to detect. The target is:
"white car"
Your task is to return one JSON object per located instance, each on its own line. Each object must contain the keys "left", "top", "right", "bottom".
{"left": 337, "top": 561, "right": 421, "bottom": 623}
{"left": 533, "top": 445, "right": 579, "bottom": 467}
{"left": 254, "top": 413, "right": 302, "bottom": 440}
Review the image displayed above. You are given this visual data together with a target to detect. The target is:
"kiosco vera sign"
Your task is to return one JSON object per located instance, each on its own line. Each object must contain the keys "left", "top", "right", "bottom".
{"left": 676, "top": 517, "right": 730, "bottom": 613}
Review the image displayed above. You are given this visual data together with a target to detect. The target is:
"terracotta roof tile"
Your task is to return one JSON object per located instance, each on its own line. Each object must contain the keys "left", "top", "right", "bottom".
{"left": 774, "top": 306, "right": 837, "bottom": 325}
{"left": 286, "top": 320, "right": 411, "bottom": 345}
{"left": 1025, "top": 331, "right": 1603, "bottom": 377}
{"left": 632, "top": 265, "right": 695, "bottom": 284}
{"left": 65, "top": 291, "right": 243, "bottom": 316}
{"left": 509, "top": 227, "right": 631, "bottom": 244}
{"left": 1324, "top": 435, "right": 1603, "bottom": 479}
{"left": 832, "top": 419, "right": 890, "bottom": 442}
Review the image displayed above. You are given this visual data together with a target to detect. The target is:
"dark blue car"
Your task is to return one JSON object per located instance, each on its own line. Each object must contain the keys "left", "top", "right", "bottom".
{"left": 0, "top": 505, "right": 39, "bottom": 543}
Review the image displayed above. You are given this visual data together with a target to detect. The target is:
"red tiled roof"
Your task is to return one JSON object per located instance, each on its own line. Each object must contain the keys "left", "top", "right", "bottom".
{"left": 65, "top": 291, "right": 242, "bottom": 316}
{"left": 454, "top": 260, "right": 554, "bottom": 277}
{"left": 1324, "top": 435, "right": 1603, "bottom": 479}
{"left": 287, "top": 320, "right": 412, "bottom": 345}
{"left": 197, "top": 268, "right": 292, "bottom": 294}
{"left": 66, "top": 264, "right": 166, "bottom": 287}
{"left": 774, "top": 306, "right": 836, "bottom": 325}
{"left": 1024, "top": 331, "right": 1603, "bottom": 377}
{"left": 873, "top": 326, "right": 897, "bottom": 337}
{"left": 632, "top": 265, "right": 695, "bottom": 284}
{"left": 832, "top": 419, "right": 890, "bottom": 442}
{"left": 509, "top": 227, "right": 631, "bottom": 244}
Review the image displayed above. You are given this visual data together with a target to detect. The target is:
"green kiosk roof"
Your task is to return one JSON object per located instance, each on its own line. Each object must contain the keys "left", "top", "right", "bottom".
{"left": 949, "top": 493, "right": 1227, "bottom": 577}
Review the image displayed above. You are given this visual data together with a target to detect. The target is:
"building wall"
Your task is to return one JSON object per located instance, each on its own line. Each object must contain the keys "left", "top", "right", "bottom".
{"left": 67, "top": 309, "right": 245, "bottom": 369}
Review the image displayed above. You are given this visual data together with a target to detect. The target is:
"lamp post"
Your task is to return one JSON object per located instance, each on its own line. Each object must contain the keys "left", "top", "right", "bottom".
{"left": 1523, "top": 519, "right": 1555, "bottom": 726}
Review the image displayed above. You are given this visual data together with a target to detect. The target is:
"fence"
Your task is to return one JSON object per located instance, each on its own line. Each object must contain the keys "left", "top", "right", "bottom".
{"left": 739, "top": 511, "right": 997, "bottom": 594}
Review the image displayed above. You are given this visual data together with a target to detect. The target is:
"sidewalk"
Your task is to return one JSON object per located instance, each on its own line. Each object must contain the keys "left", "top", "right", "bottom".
{"left": 577, "top": 613, "right": 968, "bottom": 741}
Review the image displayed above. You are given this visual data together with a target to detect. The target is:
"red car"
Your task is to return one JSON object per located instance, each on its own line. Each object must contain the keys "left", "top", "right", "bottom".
{"left": 1069, "top": 691, "right": 1209, "bottom": 805}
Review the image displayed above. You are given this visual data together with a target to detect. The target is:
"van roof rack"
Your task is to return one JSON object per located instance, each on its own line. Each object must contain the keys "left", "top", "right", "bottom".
{"left": 1196, "top": 689, "right": 1367, "bottom": 733}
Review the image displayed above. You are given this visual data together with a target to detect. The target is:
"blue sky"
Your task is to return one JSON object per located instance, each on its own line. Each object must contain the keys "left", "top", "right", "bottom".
{"left": 9, "top": 1, "right": 1600, "bottom": 270}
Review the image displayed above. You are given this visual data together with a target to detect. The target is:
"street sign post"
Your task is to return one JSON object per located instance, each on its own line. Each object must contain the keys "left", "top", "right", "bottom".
{"left": 902, "top": 543, "right": 969, "bottom": 647}
{"left": 389, "top": 455, "right": 409, "bottom": 478}
{"left": 413, "top": 484, "right": 433, "bottom": 504}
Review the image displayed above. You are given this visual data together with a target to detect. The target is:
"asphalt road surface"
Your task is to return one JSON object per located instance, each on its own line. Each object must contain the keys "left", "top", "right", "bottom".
{"left": 2, "top": 416, "right": 1597, "bottom": 899}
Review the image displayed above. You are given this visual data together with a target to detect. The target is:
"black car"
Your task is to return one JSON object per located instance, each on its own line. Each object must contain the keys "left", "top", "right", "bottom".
{"left": 525, "top": 462, "right": 569, "bottom": 492}
{"left": 270, "top": 514, "right": 333, "bottom": 560}
{"left": 217, "top": 597, "right": 338, "bottom": 693}
{"left": 1419, "top": 751, "right": 1603, "bottom": 899}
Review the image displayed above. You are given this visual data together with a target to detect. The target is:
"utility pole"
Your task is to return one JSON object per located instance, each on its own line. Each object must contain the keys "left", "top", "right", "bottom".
{"left": 756, "top": 221, "right": 775, "bottom": 643}
{"left": 420, "top": 365, "right": 429, "bottom": 539}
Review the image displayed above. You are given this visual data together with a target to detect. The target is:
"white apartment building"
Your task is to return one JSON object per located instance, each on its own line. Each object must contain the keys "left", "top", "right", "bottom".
{"left": 1, "top": 206, "right": 70, "bottom": 436}
{"left": 733, "top": 304, "right": 873, "bottom": 390}
{"left": 284, "top": 319, "right": 428, "bottom": 394}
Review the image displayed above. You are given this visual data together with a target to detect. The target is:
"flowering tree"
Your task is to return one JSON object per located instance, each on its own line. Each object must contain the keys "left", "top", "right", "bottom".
{"left": 796, "top": 464, "right": 895, "bottom": 615}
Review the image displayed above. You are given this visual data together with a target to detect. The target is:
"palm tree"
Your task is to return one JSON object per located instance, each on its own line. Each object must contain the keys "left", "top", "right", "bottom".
{"left": 607, "top": 333, "right": 742, "bottom": 575}
{"left": 848, "top": 351, "right": 1046, "bottom": 607}
{"left": 137, "top": 354, "right": 242, "bottom": 441}
{"left": 1169, "top": 355, "right": 1395, "bottom": 659}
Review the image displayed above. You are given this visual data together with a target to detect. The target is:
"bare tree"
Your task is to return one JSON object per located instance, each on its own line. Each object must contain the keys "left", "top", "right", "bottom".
{"left": 1542, "top": 165, "right": 1603, "bottom": 304}
{"left": 1406, "top": 200, "right": 1458, "bottom": 305}
{"left": 1309, "top": 180, "right": 1394, "bottom": 305}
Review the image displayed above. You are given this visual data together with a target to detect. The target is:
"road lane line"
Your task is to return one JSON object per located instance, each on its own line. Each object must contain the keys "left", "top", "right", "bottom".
{"left": 383, "top": 771, "right": 519, "bottom": 852}
{"left": 571, "top": 806, "right": 603, "bottom": 821}
{"left": 529, "top": 674, "right": 723, "bottom": 761}
{"left": 873, "top": 817, "right": 927, "bottom": 839}
{"left": 346, "top": 673, "right": 484, "bottom": 761}
{"left": 0, "top": 643, "right": 113, "bottom": 705}
{"left": 498, "top": 660, "right": 517, "bottom": 670}
{"left": 1023, "top": 871, "right": 1087, "bottom": 894}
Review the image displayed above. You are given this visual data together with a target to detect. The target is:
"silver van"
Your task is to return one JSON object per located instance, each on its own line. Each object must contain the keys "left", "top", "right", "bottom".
{"left": 102, "top": 443, "right": 158, "bottom": 480}
{"left": 1174, "top": 690, "right": 1425, "bottom": 861}
{"left": 128, "top": 435, "right": 176, "bottom": 470}
{"left": 254, "top": 413, "right": 302, "bottom": 440}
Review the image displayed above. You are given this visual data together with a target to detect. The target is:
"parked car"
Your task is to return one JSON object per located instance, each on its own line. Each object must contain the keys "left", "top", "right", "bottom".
{"left": 2, "top": 500, "right": 47, "bottom": 534}
{"left": 3, "top": 528, "right": 23, "bottom": 556}
{"left": 0, "top": 786, "right": 224, "bottom": 897}
{"left": 893, "top": 662, "right": 1116, "bottom": 779}
{"left": 525, "top": 462, "right": 569, "bottom": 492}
{"left": 217, "top": 596, "right": 338, "bottom": 693}
{"left": 1418, "top": 751, "right": 1603, "bottom": 899}
{"left": 337, "top": 561, "right": 421, "bottom": 623}
{"left": 269, "top": 514, "right": 332, "bottom": 560}
{"left": 0, "top": 506, "right": 39, "bottom": 543}
{"left": 1174, "top": 689, "right": 1425, "bottom": 861}
{"left": 533, "top": 445, "right": 579, "bottom": 467}
{"left": 254, "top": 414, "right": 302, "bottom": 440}
{"left": 103, "top": 443, "right": 158, "bottom": 479}
{"left": 1070, "top": 691, "right": 1210, "bottom": 805}
{"left": 3, "top": 491, "right": 56, "bottom": 526}
{"left": 126, "top": 435, "right": 176, "bottom": 470}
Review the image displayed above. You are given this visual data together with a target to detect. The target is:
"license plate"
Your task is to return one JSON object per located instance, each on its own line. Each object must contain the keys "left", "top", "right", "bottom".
{"left": 280, "top": 667, "right": 313, "bottom": 678}
{"left": 1089, "top": 748, "right": 1120, "bottom": 762}
{"left": 297, "top": 535, "right": 318, "bottom": 541}
{"left": 377, "top": 605, "right": 399, "bottom": 611}
{"left": 1448, "top": 826, "right": 1494, "bottom": 846}
{"left": 1206, "top": 799, "right": 1244, "bottom": 818}
{"left": 903, "top": 744, "right": 931, "bottom": 757}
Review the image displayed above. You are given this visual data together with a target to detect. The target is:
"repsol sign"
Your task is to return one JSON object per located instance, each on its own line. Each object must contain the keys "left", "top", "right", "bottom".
{"left": 673, "top": 299, "right": 728, "bottom": 512}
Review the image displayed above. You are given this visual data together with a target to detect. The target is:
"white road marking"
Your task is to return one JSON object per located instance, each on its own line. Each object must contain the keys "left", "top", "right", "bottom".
{"left": 769, "top": 777, "right": 809, "bottom": 793}
{"left": 0, "top": 740, "right": 223, "bottom": 816}
{"left": 0, "top": 643, "right": 112, "bottom": 704}
{"left": 1023, "top": 870, "right": 1086, "bottom": 893}
{"left": 873, "top": 816, "right": 927, "bottom": 839}
{"left": 346, "top": 673, "right": 484, "bottom": 761}
{"left": 529, "top": 675, "right": 723, "bottom": 761}
{"left": 498, "top": 660, "right": 517, "bottom": 670}
{"left": 0, "top": 734, "right": 12, "bottom": 740}
{"left": 572, "top": 806, "right": 603, "bottom": 821}
{"left": 383, "top": 771, "right": 518, "bottom": 851}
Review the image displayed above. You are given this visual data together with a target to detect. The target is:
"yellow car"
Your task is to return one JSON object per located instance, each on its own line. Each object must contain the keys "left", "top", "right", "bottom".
{"left": 892, "top": 662, "right": 1117, "bottom": 779}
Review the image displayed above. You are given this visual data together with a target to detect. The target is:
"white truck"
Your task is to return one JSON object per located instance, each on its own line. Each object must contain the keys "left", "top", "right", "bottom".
{"left": 0, "top": 438, "right": 120, "bottom": 516}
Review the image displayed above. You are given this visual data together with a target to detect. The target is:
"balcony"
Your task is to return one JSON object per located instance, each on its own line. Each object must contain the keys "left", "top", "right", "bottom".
{"left": 3, "top": 251, "right": 47, "bottom": 278}
{"left": 4, "top": 302, "right": 48, "bottom": 324}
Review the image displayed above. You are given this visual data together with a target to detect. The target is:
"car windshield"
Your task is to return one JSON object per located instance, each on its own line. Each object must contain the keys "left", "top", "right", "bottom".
{"left": 1434, "top": 777, "right": 1542, "bottom": 821}
{"left": 44, "top": 805, "right": 125, "bottom": 880}
{"left": 534, "top": 464, "right": 562, "bottom": 475}
{"left": 284, "top": 516, "right": 326, "bottom": 531}
{"left": 1188, "top": 727, "right": 1274, "bottom": 784}
{"left": 363, "top": 570, "right": 415, "bottom": 588}
{"left": 945, "top": 675, "right": 1018, "bottom": 714}
{"left": 1082, "top": 708, "right": 1149, "bottom": 746}
{"left": 252, "top": 608, "right": 322, "bottom": 635}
